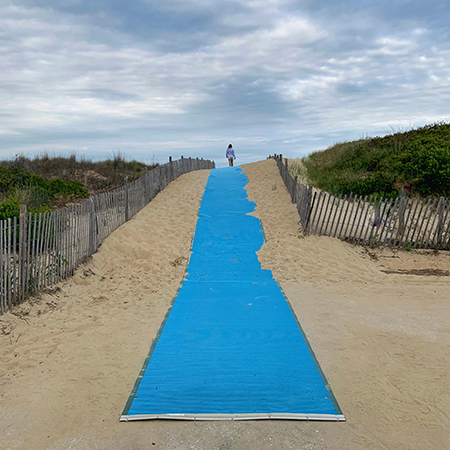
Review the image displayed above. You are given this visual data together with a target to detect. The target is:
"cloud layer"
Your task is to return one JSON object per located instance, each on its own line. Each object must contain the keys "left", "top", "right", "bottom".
{"left": 1, "top": 0, "right": 449, "bottom": 165}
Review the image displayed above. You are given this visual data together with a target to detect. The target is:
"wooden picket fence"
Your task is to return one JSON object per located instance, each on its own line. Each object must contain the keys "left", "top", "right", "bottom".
{"left": 271, "top": 154, "right": 450, "bottom": 250}
{"left": 0, "top": 156, "right": 214, "bottom": 315}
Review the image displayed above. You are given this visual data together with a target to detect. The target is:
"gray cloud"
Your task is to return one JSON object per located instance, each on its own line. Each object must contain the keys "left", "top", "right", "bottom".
{"left": 0, "top": 0, "right": 449, "bottom": 166}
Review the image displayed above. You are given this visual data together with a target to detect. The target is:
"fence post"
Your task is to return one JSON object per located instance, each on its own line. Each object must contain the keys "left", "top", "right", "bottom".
{"left": 304, "top": 186, "right": 313, "bottom": 230}
{"left": 124, "top": 176, "right": 129, "bottom": 222}
{"left": 435, "top": 197, "right": 445, "bottom": 245}
{"left": 395, "top": 197, "right": 407, "bottom": 246}
{"left": 19, "top": 205, "right": 27, "bottom": 302}
{"left": 293, "top": 176, "right": 298, "bottom": 204}
{"left": 89, "top": 198, "right": 95, "bottom": 254}
{"left": 143, "top": 169, "right": 148, "bottom": 204}
{"left": 304, "top": 191, "right": 316, "bottom": 234}
{"left": 169, "top": 156, "right": 173, "bottom": 181}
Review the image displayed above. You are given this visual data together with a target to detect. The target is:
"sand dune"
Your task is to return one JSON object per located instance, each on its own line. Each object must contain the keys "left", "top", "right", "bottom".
{"left": 1, "top": 159, "right": 449, "bottom": 450}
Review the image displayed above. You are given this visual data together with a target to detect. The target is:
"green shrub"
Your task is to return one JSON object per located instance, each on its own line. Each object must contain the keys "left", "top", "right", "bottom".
{"left": 0, "top": 166, "right": 89, "bottom": 219}
{"left": 0, "top": 152, "right": 158, "bottom": 219}
{"left": 395, "top": 145, "right": 450, "bottom": 195}
{"left": 0, "top": 199, "right": 20, "bottom": 221}
{"left": 29, "top": 205, "right": 52, "bottom": 216}
{"left": 303, "top": 122, "right": 450, "bottom": 198}
{"left": 48, "top": 178, "right": 89, "bottom": 198}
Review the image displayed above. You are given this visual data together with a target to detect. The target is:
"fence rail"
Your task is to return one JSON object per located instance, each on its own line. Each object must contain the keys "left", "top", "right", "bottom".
{"left": 271, "top": 154, "right": 450, "bottom": 250}
{"left": 0, "top": 156, "right": 214, "bottom": 315}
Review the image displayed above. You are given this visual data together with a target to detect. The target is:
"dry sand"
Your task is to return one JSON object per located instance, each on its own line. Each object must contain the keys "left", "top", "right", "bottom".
{"left": 1, "top": 159, "right": 449, "bottom": 450}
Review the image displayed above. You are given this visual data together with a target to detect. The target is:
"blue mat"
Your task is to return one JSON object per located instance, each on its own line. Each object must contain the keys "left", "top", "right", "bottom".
{"left": 121, "top": 167, "right": 344, "bottom": 421}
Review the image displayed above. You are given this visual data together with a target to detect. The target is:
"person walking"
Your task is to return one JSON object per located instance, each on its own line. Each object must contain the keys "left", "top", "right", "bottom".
{"left": 226, "top": 144, "right": 236, "bottom": 166}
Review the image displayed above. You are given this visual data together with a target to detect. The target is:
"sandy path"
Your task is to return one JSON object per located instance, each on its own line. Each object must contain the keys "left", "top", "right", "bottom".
{"left": 1, "top": 160, "right": 449, "bottom": 449}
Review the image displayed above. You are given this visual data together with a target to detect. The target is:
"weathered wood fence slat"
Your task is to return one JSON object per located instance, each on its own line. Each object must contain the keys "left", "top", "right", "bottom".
{"left": 270, "top": 154, "right": 450, "bottom": 251}
{"left": 0, "top": 157, "right": 214, "bottom": 315}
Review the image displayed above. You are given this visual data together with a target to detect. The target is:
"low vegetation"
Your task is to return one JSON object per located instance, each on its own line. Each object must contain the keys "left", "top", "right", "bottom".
{"left": 0, "top": 152, "right": 158, "bottom": 220}
{"left": 294, "top": 122, "right": 450, "bottom": 198}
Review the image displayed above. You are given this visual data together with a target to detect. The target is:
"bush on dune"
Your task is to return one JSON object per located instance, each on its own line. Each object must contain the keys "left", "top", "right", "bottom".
{"left": 0, "top": 152, "right": 158, "bottom": 220}
{"left": 0, "top": 165, "right": 88, "bottom": 220}
{"left": 301, "top": 122, "right": 450, "bottom": 198}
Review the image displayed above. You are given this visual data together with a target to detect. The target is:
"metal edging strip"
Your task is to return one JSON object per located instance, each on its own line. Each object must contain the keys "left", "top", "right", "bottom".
{"left": 120, "top": 412, "right": 346, "bottom": 422}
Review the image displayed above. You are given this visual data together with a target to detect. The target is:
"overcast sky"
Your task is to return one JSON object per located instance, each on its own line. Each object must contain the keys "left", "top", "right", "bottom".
{"left": 1, "top": 0, "right": 449, "bottom": 167}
